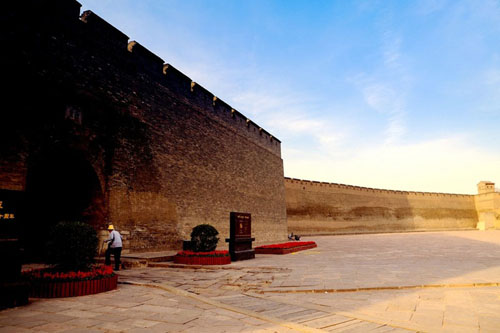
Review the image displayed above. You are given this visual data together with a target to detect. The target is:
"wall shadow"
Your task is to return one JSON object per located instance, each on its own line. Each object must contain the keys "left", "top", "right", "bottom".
{"left": 22, "top": 148, "right": 104, "bottom": 261}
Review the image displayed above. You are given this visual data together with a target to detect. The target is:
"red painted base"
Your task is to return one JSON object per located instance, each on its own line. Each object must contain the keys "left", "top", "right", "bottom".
{"left": 174, "top": 255, "right": 231, "bottom": 265}
{"left": 255, "top": 243, "right": 317, "bottom": 254}
{"left": 30, "top": 275, "right": 118, "bottom": 298}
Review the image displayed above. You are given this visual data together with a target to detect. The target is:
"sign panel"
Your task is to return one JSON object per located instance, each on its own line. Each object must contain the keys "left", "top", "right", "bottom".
{"left": 0, "top": 189, "right": 23, "bottom": 238}
{"left": 230, "top": 212, "right": 251, "bottom": 239}
{"left": 227, "top": 212, "right": 255, "bottom": 261}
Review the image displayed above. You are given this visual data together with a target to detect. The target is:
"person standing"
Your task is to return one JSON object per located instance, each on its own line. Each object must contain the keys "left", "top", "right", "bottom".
{"left": 104, "top": 225, "right": 123, "bottom": 270}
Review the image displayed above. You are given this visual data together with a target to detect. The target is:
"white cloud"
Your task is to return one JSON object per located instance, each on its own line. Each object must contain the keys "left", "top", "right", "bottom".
{"left": 231, "top": 88, "right": 350, "bottom": 153}
{"left": 284, "top": 135, "right": 500, "bottom": 194}
{"left": 362, "top": 83, "right": 400, "bottom": 113}
{"left": 382, "top": 34, "right": 402, "bottom": 69}
{"left": 350, "top": 76, "right": 407, "bottom": 144}
{"left": 484, "top": 68, "right": 500, "bottom": 85}
{"left": 231, "top": 90, "right": 302, "bottom": 117}
{"left": 79, "top": 0, "right": 499, "bottom": 195}
{"left": 415, "top": 0, "right": 449, "bottom": 15}
{"left": 349, "top": 29, "right": 412, "bottom": 144}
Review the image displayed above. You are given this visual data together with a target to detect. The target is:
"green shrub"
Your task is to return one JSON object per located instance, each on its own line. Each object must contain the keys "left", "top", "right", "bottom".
{"left": 45, "top": 221, "right": 98, "bottom": 272}
{"left": 190, "top": 224, "right": 219, "bottom": 252}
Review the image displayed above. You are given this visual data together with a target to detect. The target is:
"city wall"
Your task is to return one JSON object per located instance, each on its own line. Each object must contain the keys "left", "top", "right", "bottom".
{"left": 0, "top": 1, "right": 496, "bottom": 256}
{"left": 475, "top": 193, "right": 500, "bottom": 229}
{"left": 285, "top": 178, "right": 479, "bottom": 235}
{"left": 0, "top": 1, "right": 287, "bottom": 253}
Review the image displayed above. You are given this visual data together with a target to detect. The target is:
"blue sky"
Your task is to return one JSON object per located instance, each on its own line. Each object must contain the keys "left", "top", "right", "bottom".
{"left": 79, "top": 0, "right": 499, "bottom": 194}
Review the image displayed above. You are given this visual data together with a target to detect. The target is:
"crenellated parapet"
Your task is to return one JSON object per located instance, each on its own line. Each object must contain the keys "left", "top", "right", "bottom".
{"left": 80, "top": 10, "right": 129, "bottom": 52}
{"left": 11, "top": 0, "right": 280, "bottom": 156}
{"left": 2, "top": 0, "right": 288, "bottom": 252}
{"left": 127, "top": 41, "right": 165, "bottom": 75}
{"left": 285, "top": 177, "right": 480, "bottom": 235}
{"left": 285, "top": 177, "right": 474, "bottom": 198}
{"left": 79, "top": 2, "right": 282, "bottom": 155}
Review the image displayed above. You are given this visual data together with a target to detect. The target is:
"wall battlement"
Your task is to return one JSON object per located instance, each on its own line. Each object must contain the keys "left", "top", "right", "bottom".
{"left": 80, "top": 10, "right": 129, "bottom": 52}
{"left": 17, "top": 1, "right": 279, "bottom": 155}
{"left": 75, "top": 7, "right": 280, "bottom": 155}
{"left": 1, "top": 0, "right": 288, "bottom": 252}
{"left": 127, "top": 41, "right": 165, "bottom": 74}
{"left": 285, "top": 177, "right": 479, "bottom": 235}
{"left": 285, "top": 177, "right": 474, "bottom": 198}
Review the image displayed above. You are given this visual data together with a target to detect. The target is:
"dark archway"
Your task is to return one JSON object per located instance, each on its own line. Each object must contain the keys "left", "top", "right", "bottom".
{"left": 22, "top": 149, "right": 105, "bottom": 261}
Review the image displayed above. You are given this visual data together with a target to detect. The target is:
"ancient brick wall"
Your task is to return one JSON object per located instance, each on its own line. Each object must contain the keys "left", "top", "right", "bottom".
{"left": 285, "top": 178, "right": 478, "bottom": 235}
{"left": 475, "top": 192, "right": 500, "bottom": 229}
{"left": 0, "top": 1, "right": 287, "bottom": 253}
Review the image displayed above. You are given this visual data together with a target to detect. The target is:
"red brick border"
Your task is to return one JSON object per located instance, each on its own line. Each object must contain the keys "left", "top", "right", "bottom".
{"left": 255, "top": 243, "right": 317, "bottom": 255}
{"left": 30, "top": 275, "right": 118, "bottom": 298}
{"left": 174, "top": 255, "right": 231, "bottom": 265}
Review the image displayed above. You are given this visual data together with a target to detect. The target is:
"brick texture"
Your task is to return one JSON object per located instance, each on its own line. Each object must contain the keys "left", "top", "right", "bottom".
{"left": 285, "top": 178, "right": 479, "bottom": 235}
{"left": 0, "top": 1, "right": 287, "bottom": 252}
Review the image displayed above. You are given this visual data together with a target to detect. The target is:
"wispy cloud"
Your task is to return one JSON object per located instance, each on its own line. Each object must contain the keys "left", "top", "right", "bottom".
{"left": 477, "top": 68, "right": 500, "bottom": 115}
{"left": 231, "top": 90, "right": 301, "bottom": 117}
{"left": 415, "top": 0, "right": 449, "bottom": 15}
{"left": 231, "top": 87, "right": 350, "bottom": 153}
{"left": 350, "top": 76, "right": 407, "bottom": 144}
{"left": 284, "top": 135, "right": 500, "bottom": 194}
{"left": 78, "top": 0, "right": 499, "bottom": 194}
{"left": 484, "top": 67, "right": 500, "bottom": 86}
{"left": 348, "top": 25, "right": 411, "bottom": 144}
{"left": 382, "top": 34, "right": 402, "bottom": 69}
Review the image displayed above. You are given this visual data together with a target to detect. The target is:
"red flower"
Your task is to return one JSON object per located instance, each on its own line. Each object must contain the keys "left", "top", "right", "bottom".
{"left": 23, "top": 265, "right": 115, "bottom": 282}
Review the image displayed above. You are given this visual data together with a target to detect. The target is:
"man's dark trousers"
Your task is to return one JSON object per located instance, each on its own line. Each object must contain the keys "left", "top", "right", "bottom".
{"left": 105, "top": 247, "right": 122, "bottom": 270}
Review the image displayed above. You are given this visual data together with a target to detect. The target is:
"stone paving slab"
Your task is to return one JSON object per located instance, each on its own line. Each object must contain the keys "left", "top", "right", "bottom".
{"left": 115, "top": 231, "right": 500, "bottom": 332}
{"left": 3, "top": 230, "right": 500, "bottom": 332}
{"left": 298, "top": 315, "right": 353, "bottom": 329}
{"left": 0, "top": 284, "right": 305, "bottom": 332}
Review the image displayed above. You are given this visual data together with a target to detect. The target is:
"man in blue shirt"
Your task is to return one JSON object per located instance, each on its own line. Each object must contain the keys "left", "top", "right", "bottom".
{"left": 104, "top": 225, "right": 123, "bottom": 270}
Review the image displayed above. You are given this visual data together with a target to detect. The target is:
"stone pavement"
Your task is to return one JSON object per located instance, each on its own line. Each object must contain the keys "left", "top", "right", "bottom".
{"left": 2, "top": 230, "right": 500, "bottom": 332}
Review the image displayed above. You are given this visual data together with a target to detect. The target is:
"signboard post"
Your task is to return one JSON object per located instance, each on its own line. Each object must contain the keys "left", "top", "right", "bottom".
{"left": 225, "top": 212, "right": 255, "bottom": 261}
{"left": 0, "top": 189, "right": 29, "bottom": 309}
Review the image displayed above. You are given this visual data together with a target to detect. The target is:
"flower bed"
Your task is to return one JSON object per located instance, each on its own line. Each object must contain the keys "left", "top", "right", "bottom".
{"left": 174, "top": 250, "right": 231, "bottom": 265}
{"left": 255, "top": 241, "right": 317, "bottom": 255}
{"left": 23, "top": 266, "right": 117, "bottom": 298}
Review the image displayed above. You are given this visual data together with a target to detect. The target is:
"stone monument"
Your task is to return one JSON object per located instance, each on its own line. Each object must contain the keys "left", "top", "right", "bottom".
{"left": 226, "top": 212, "right": 255, "bottom": 261}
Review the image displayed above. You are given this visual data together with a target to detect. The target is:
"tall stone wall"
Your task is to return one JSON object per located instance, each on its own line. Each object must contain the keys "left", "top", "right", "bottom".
{"left": 0, "top": 1, "right": 287, "bottom": 253}
{"left": 475, "top": 193, "right": 500, "bottom": 229}
{"left": 285, "top": 178, "right": 478, "bottom": 235}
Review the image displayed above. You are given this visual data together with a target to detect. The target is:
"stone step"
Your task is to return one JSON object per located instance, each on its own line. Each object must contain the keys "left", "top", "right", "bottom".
{"left": 95, "top": 250, "right": 177, "bottom": 268}
{"left": 95, "top": 257, "right": 147, "bottom": 269}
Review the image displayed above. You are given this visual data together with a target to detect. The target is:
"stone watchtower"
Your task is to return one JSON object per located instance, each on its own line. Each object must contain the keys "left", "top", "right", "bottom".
{"left": 477, "top": 181, "right": 496, "bottom": 194}
{"left": 475, "top": 181, "right": 500, "bottom": 230}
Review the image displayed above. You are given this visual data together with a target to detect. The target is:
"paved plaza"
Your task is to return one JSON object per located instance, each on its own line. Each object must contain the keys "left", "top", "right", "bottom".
{"left": 2, "top": 230, "right": 500, "bottom": 332}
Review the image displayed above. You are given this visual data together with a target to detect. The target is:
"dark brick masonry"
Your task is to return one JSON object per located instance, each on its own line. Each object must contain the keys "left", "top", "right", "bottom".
{"left": 0, "top": 0, "right": 287, "bottom": 254}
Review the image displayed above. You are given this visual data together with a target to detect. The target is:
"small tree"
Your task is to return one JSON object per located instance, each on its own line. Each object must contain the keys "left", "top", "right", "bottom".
{"left": 45, "top": 221, "right": 98, "bottom": 272}
{"left": 190, "top": 224, "right": 219, "bottom": 252}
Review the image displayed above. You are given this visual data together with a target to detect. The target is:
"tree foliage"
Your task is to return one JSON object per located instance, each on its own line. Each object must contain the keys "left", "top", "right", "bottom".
{"left": 45, "top": 221, "right": 98, "bottom": 272}
{"left": 190, "top": 224, "right": 219, "bottom": 252}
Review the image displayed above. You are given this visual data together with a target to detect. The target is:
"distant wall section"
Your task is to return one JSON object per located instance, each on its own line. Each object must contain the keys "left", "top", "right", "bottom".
{"left": 285, "top": 178, "right": 478, "bottom": 235}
